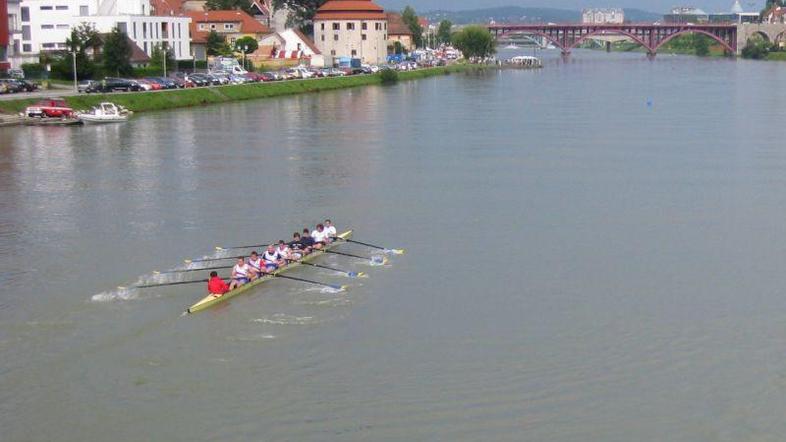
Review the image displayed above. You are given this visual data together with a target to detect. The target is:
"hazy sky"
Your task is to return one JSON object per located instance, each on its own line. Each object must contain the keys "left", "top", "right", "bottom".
{"left": 377, "top": 0, "right": 766, "bottom": 14}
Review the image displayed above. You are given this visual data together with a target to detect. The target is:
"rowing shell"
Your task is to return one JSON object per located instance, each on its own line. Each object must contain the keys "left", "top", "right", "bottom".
{"left": 187, "top": 230, "right": 353, "bottom": 314}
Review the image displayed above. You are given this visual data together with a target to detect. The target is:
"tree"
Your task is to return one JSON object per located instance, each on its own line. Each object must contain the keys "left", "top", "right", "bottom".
{"left": 206, "top": 30, "right": 231, "bottom": 56}
{"left": 401, "top": 6, "right": 423, "bottom": 48}
{"left": 150, "top": 43, "right": 175, "bottom": 74}
{"left": 272, "top": 0, "right": 324, "bottom": 33}
{"left": 234, "top": 36, "right": 258, "bottom": 54}
{"left": 741, "top": 35, "right": 770, "bottom": 59}
{"left": 205, "top": 0, "right": 254, "bottom": 14}
{"left": 452, "top": 25, "right": 496, "bottom": 61}
{"left": 101, "top": 27, "right": 133, "bottom": 76}
{"left": 393, "top": 41, "right": 404, "bottom": 55}
{"left": 693, "top": 34, "right": 710, "bottom": 56}
{"left": 437, "top": 20, "right": 453, "bottom": 45}
{"left": 52, "top": 23, "right": 101, "bottom": 80}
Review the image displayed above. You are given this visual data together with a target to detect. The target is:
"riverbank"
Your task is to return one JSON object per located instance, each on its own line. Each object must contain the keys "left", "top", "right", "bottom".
{"left": 0, "top": 65, "right": 486, "bottom": 115}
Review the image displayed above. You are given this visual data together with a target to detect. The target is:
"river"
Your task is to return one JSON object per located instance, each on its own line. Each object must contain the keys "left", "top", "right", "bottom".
{"left": 3, "top": 49, "right": 786, "bottom": 441}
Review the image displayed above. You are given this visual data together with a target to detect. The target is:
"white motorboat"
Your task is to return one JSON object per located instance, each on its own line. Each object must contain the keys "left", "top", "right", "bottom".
{"left": 77, "top": 102, "right": 131, "bottom": 123}
{"left": 504, "top": 44, "right": 519, "bottom": 49}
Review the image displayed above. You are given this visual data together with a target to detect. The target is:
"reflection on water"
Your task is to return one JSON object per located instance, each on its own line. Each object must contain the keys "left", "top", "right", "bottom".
{"left": 3, "top": 50, "right": 786, "bottom": 441}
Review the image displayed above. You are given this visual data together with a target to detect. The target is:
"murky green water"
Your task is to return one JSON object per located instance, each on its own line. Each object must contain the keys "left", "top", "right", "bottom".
{"left": 3, "top": 50, "right": 786, "bottom": 441}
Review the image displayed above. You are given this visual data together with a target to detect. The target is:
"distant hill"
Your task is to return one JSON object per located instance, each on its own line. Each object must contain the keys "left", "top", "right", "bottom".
{"left": 423, "top": 7, "right": 662, "bottom": 25}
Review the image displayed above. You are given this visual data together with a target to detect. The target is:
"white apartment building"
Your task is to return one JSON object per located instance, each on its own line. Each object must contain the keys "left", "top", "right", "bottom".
{"left": 14, "top": 0, "right": 190, "bottom": 65}
{"left": 581, "top": 8, "right": 625, "bottom": 24}
{"left": 5, "top": 0, "right": 22, "bottom": 68}
{"left": 313, "top": 0, "right": 387, "bottom": 65}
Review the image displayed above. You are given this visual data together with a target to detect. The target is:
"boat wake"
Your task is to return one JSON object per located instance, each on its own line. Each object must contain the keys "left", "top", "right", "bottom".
{"left": 252, "top": 314, "right": 318, "bottom": 325}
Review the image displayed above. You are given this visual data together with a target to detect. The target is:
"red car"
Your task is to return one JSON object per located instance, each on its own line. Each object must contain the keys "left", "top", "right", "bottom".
{"left": 25, "top": 98, "right": 75, "bottom": 118}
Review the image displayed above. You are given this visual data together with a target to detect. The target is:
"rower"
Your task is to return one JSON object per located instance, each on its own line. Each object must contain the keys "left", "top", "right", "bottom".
{"left": 311, "top": 223, "right": 330, "bottom": 249}
{"left": 277, "top": 240, "right": 292, "bottom": 261}
{"left": 289, "top": 232, "right": 310, "bottom": 259}
{"left": 229, "top": 257, "right": 251, "bottom": 290}
{"left": 247, "top": 251, "right": 265, "bottom": 280}
{"left": 324, "top": 219, "right": 337, "bottom": 239}
{"left": 208, "top": 271, "right": 229, "bottom": 296}
{"left": 262, "top": 244, "right": 286, "bottom": 270}
{"left": 300, "top": 229, "right": 316, "bottom": 253}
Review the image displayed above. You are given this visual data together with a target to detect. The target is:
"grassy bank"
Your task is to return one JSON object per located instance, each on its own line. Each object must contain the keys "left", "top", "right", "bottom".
{"left": 0, "top": 65, "right": 480, "bottom": 115}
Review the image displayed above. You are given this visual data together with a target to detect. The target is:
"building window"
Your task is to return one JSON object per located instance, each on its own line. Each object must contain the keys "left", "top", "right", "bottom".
{"left": 384, "top": 22, "right": 387, "bottom": 30}
{"left": 40, "top": 6, "right": 53, "bottom": 10}
{"left": 21, "top": 7, "right": 29, "bottom": 22}
{"left": 362, "top": 22, "right": 367, "bottom": 30}
{"left": 42, "top": 43, "right": 55, "bottom": 48}
{"left": 41, "top": 24, "right": 54, "bottom": 29}
{"left": 80, "top": 5, "right": 88, "bottom": 15}
{"left": 321, "top": 35, "right": 324, "bottom": 41}
{"left": 361, "top": 34, "right": 366, "bottom": 40}
{"left": 332, "top": 22, "right": 339, "bottom": 30}
{"left": 55, "top": 5, "right": 68, "bottom": 10}
{"left": 351, "top": 49, "right": 357, "bottom": 56}
{"left": 199, "top": 23, "right": 206, "bottom": 30}
{"left": 133, "top": 22, "right": 137, "bottom": 38}
{"left": 330, "top": 49, "right": 335, "bottom": 55}
{"left": 321, "top": 23, "right": 325, "bottom": 30}
{"left": 23, "top": 43, "right": 32, "bottom": 52}
{"left": 56, "top": 24, "right": 69, "bottom": 29}
{"left": 210, "top": 24, "right": 216, "bottom": 30}
{"left": 143, "top": 22, "right": 147, "bottom": 38}
{"left": 230, "top": 37, "right": 236, "bottom": 44}
{"left": 117, "top": 22, "right": 127, "bottom": 33}
{"left": 333, "top": 34, "right": 338, "bottom": 41}
{"left": 375, "top": 22, "right": 381, "bottom": 30}
{"left": 144, "top": 42, "right": 147, "bottom": 53}
{"left": 224, "top": 23, "right": 233, "bottom": 30}
{"left": 347, "top": 22, "right": 355, "bottom": 30}
{"left": 22, "top": 25, "right": 31, "bottom": 40}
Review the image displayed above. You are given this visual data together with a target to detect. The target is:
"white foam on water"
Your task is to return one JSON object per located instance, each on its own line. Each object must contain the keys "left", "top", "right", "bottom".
{"left": 91, "top": 287, "right": 137, "bottom": 302}
{"left": 252, "top": 313, "right": 317, "bottom": 325}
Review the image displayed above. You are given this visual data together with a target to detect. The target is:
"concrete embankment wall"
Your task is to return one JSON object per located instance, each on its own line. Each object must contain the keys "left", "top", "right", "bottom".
{"left": 0, "top": 66, "right": 481, "bottom": 115}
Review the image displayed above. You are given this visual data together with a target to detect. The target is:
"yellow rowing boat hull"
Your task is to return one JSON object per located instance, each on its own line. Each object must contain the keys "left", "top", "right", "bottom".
{"left": 187, "top": 230, "right": 353, "bottom": 314}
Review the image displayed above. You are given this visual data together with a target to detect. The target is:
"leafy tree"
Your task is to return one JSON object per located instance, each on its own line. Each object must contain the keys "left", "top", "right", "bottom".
{"left": 205, "top": 0, "right": 254, "bottom": 14}
{"left": 402, "top": 6, "right": 423, "bottom": 48}
{"left": 234, "top": 36, "right": 258, "bottom": 54}
{"left": 452, "top": 25, "right": 496, "bottom": 61}
{"left": 437, "top": 20, "right": 453, "bottom": 44}
{"left": 393, "top": 41, "right": 404, "bottom": 55}
{"left": 206, "top": 30, "right": 231, "bottom": 56}
{"left": 52, "top": 23, "right": 101, "bottom": 79}
{"left": 101, "top": 27, "right": 133, "bottom": 76}
{"left": 694, "top": 34, "right": 710, "bottom": 56}
{"left": 150, "top": 43, "right": 175, "bottom": 74}
{"left": 272, "top": 0, "right": 324, "bottom": 33}
{"left": 741, "top": 35, "right": 770, "bottom": 59}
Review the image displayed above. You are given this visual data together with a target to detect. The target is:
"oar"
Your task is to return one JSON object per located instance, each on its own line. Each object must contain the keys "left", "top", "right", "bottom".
{"left": 297, "top": 261, "right": 365, "bottom": 278}
{"left": 214, "top": 243, "right": 270, "bottom": 251}
{"left": 324, "top": 249, "right": 388, "bottom": 265}
{"left": 272, "top": 273, "right": 347, "bottom": 290}
{"left": 184, "top": 255, "right": 244, "bottom": 264}
{"left": 154, "top": 265, "right": 232, "bottom": 275}
{"left": 339, "top": 238, "right": 405, "bottom": 254}
{"left": 119, "top": 278, "right": 228, "bottom": 290}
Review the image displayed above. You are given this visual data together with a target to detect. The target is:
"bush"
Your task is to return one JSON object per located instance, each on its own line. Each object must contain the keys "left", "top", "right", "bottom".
{"left": 741, "top": 38, "right": 770, "bottom": 59}
{"left": 177, "top": 59, "right": 208, "bottom": 70}
{"left": 378, "top": 68, "right": 399, "bottom": 84}
{"left": 21, "top": 63, "right": 46, "bottom": 78}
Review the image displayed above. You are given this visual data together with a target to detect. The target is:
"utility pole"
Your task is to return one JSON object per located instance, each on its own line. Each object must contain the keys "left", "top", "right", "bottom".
{"left": 71, "top": 51, "right": 77, "bottom": 93}
{"left": 163, "top": 46, "right": 167, "bottom": 77}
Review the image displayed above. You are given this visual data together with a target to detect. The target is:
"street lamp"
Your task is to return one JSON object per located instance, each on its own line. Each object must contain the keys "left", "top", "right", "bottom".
{"left": 71, "top": 50, "right": 77, "bottom": 93}
{"left": 242, "top": 45, "right": 248, "bottom": 70}
{"left": 162, "top": 45, "right": 167, "bottom": 77}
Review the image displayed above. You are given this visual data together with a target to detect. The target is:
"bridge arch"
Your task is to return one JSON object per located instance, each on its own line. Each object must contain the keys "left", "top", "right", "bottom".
{"left": 570, "top": 30, "right": 654, "bottom": 53}
{"left": 497, "top": 33, "right": 547, "bottom": 48}
{"left": 653, "top": 29, "right": 735, "bottom": 54}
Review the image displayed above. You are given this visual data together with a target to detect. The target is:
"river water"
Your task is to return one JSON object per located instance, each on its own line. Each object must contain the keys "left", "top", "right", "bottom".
{"left": 3, "top": 50, "right": 786, "bottom": 441}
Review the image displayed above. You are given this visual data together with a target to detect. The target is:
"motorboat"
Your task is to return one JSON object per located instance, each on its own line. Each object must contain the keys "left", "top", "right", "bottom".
{"left": 77, "top": 102, "right": 131, "bottom": 123}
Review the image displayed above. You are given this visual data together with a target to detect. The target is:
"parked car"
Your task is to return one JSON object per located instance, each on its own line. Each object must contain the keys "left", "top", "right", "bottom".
{"left": 78, "top": 80, "right": 98, "bottom": 93}
{"left": 94, "top": 77, "right": 139, "bottom": 92}
{"left": 0, "top": 78, "right": 25, "bottom": 93}
{"left": 185, "top": 73, "right": 210, "bottom": 87}
{"left": 14, "top": 79, "right": 39, "bottom": 92}
{"left": 149, "top": 77, "right": 177, "bottom": 89}
{"left": 259, "top": 72, "right": 277, "bottom": 82}
{"left": 329, "top": 68, "right": 346, "bottom": 77}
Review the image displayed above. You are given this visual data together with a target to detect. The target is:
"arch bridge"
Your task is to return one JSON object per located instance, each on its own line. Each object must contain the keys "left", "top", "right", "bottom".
{"left": 488, "top": 23, "right": 738, "bottom": 55}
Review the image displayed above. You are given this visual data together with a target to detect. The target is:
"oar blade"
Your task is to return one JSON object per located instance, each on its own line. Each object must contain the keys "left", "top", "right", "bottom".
{"left": 388, "top": 248, "right": 405, "bottom": 255}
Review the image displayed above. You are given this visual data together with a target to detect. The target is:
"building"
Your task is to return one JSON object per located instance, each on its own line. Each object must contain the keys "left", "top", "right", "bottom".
{"left": 765, "top": 6, "right": 786, "bottom": 24}
{"left": 12, "top": 0, "right": 191, "bottom": 65}
{"left": 313, "top": 0, "right": 387, "bottom": 64}
{"left": 708, "top": 1, "right": 759, "bottom": 23}
{"left": 1, "top": 0, "right": 10, "bottom": 70}
{"left": 663, "top": 7, "right": 709, "bottom": 24}
{"left": 385, "top": 12, "right": 412, "bottom": 52}
{"left": 186, "top": 9, "right": 269, "bottom": 61}
{"left": 581, "top": 8, "right": 624, "bottom": 24}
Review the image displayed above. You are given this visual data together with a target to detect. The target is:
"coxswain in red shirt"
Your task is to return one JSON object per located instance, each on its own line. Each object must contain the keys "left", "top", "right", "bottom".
{"left": 207, "top": 271, "right": 230, "bottom": 296}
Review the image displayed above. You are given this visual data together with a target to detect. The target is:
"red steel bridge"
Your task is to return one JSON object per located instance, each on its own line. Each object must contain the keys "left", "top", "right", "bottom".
{"left": 488, "top": 23, "right": 738, "bottom": 55}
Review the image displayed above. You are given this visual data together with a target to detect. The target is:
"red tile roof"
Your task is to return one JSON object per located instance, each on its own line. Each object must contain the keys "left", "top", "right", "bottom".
{"left": 385, "top": 12, "right": 411, "bottom": 36}
{"left": 314, "top": 0, "right": 386, "bottom": 21}
{"left": 186, "top": 10, "right": 271, "bottom": 43}
{"left": 292, "top": 28, "right": 321, "bottom": 55}
{"left": 150, "top": 0, "right": 185, "bottom": 16}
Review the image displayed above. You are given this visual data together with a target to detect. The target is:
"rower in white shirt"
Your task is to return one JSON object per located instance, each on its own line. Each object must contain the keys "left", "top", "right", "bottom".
{"left": 229, "top": 257, "right": 251, "bottom": 290}
{"left": 262, "top": 244, "right": 287, "bottom": 270}
{"left": 324, "top": 219, "right": 337, "bottom": 239}
{"left": 276, "top": 240, "right": 292, "bottom": 261}
{"left": 311, "top": 224, "right": 330, "bottom": 249}
{"left": 247, "top": 251, "right": 265, "bottom": 280}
